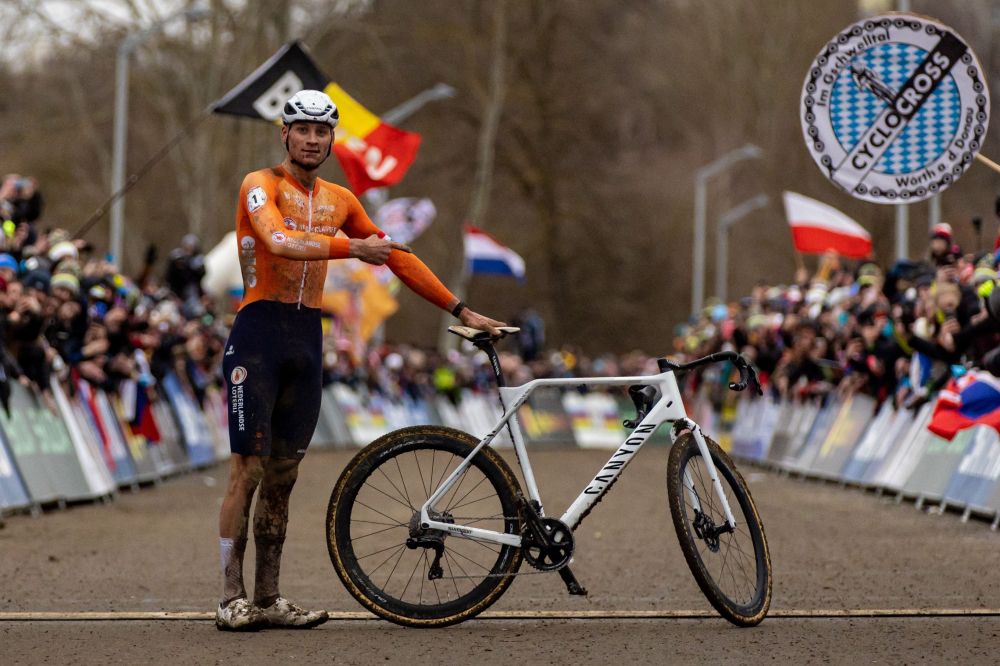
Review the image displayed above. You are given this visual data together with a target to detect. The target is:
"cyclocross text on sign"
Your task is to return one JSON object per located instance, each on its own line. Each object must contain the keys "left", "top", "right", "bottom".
{"left": 801, "top": 14, "right": 989, "bottom": 205}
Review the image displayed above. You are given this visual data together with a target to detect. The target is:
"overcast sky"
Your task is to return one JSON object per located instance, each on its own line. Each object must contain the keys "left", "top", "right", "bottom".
{"left": 1, "top": 0, "right": 214, "bottom": 66}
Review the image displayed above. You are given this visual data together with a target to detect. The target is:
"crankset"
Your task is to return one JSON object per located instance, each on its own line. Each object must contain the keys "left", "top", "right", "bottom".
{"left": 517, "top": 495, "right": 587, "bottom": 595}
{"left": 522, "top": 516, "right": 575, "bottom": 571}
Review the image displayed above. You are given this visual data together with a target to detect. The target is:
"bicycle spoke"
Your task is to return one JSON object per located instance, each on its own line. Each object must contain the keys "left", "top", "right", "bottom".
{"left": 448, "top": 489, "right": 498, "bottom": 514}
{"left": 399, "top": 550, "right": 424, "bottom": 601}
{"left": 447, "top": 544, "right": 494, "bottom": 572}
{"left": 414, "top": 449, "right": 430, "bottom": 499}
{"left": 394, "top": 456, "right": 415, "bottom": 509}
{"left": 376, "top": 466, "right": 413, "bottom": 510}
{"left": 365, "top": 480, "right": 416, "bottom": 512}
{"left": 382, "top": 543, "right": 409, "bottom": 593}
{"left": 365, "top": 544, "right": 407, "bottom": 579}
{"left": 351, "top": 523, "right": 407, "bottom": 542}
{"left": 352, "top": 498, "right": 407, "bottom": 527}
{"left": 445, "top": 474, "right": 489, "bottom": 514}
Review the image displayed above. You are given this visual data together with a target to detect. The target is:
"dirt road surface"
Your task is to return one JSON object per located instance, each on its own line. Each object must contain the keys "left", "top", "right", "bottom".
{"left": 3, "top": 446, "right": 999, "bottom": 664}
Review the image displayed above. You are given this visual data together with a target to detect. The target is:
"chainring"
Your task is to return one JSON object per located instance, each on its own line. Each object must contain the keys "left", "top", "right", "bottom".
{"left": 522, "top": 517, "right": 574, "bottom": 571}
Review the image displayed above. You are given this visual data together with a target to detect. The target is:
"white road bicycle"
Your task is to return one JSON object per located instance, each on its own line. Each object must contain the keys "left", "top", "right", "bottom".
{"left": 327, "top": 326, "right": 772, "bottom": 628}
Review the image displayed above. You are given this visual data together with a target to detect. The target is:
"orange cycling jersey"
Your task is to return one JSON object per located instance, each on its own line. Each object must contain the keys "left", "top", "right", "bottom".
{"left": 235, "top": 165, "right": 455, "bottom": 311}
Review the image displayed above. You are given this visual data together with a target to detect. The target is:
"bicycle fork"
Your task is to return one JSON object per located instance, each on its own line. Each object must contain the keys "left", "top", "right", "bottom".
{"left": 674, "top": 419, "right": 738, "bottom": 532}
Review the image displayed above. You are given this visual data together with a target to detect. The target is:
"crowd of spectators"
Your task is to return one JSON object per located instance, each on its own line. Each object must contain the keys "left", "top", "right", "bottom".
{"left": 4, "top": 170, "right": 998, "bottom": 419}
{"left": 0, "top": 173, "right": 225, "bottom": 413}
{"left": 672, "top": 222, "right": 1000, "bottom": 410}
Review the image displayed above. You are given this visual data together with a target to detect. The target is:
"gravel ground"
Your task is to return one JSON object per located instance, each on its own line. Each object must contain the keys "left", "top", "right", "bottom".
{"left": 3, "top": 446, "right": 1000, "bottom": 664}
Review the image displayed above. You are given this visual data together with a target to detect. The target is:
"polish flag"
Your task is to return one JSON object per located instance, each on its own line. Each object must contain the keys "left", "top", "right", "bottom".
{"left": 782, "top": 191, "right": 872, "bottom": 259}
{"left": 464, "top": 225, "right": 526, "bottom": 281}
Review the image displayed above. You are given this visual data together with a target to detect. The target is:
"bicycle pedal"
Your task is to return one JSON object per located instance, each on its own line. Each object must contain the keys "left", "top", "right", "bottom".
{"left": 558, "top": 566, "right": 587, "bottom": 596}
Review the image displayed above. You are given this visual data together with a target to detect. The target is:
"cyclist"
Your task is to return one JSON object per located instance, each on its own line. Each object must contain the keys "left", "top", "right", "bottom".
{"left": 216, "top": 89, "right": 506, "bottom": 631}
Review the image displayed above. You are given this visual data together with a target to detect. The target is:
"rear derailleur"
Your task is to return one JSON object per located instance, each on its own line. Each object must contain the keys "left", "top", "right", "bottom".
{"left": 406, "top": 509, "right": 453, "bottom": 580}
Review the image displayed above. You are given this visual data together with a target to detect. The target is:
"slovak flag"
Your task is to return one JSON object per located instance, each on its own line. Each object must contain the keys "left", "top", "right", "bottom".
{"left": 464, "top": 224, "right": 526, "bottom": 281}
{"left": 927, "top": 370, "right": 1000, "bottom": 440}
{"left": 782, "top": 191, "right": 872, "bottom": 259}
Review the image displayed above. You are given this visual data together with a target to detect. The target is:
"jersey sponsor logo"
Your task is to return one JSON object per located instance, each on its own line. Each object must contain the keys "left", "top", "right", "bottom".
{"left": 239, "top": 236, "right": 257, "bottom": 288}
{"left": 247, "top": 186, "right": 267, "bottom": 212}
{"left": 230, "top": 366, "right": 248, "bottom": 385}
{"left": 283, "top": 217, "right": 298, "bottom": 230}
{"left": 272, "top": 231, "right": 287, "bottom": 244}
{"left": 801, "top": 14, "right": 989, "bottom": 203}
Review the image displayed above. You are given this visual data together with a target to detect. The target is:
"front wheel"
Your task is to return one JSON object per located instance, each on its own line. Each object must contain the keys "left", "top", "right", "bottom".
{"left": 327, "top": 426, "right": 524, "bottom": 627}
{"left": 667, "top": 432, "right": 772, "bottom": 626}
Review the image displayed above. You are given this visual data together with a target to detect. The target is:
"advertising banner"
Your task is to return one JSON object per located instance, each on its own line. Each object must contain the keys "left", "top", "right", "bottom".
{"left": 331, "top": 384, "right": 393, "bottom": 446}
{"left": 1, "top": 382, "right": 95, "bottom": 503}
{"left": 860, "top": 406, "right": 915, "bottom": 486}
{"left": 162, "top": 373, "right": 216, "bottom": 468}
{"left": 810, "top": 394, "right": 875, "bottom": 478}
{"left": 842, "top": 400, "right": 895, "bottom": 482}
{"left": 901, "top": 426, "right": 974, "bottom": 502}
{"left": 768, "top": 402, "right": 820, "bottom": 468}
{"left": 563, "top": 392, "right": 625, "bottom": 449}
{"left": 519, "top": 388, "right": 576, "bottom": 447}
{"left": 789, "top": 399, "right": 842, "bottom": 472}
{"left": 76, "top": 380, "right": 137, "bottom": 487}
{"left": 101, "top": 391, "right": 158, "bottom": 483}
{"left": 151, "top": 400, "right": 190, "bottom": 474}
{"left": 874, "top": 402, "right": 934, "bottom": 492}
{"left": 943, "top": 426, "right": 1000, "bottom": 510}
{"left": 50, "top": 379, "right": 115, "bottom": 497}
{"left": 322, "top": 385, "right": 355, "bottom": 447}
{"left": 0, "top": 421, "right": 31, "bottom": 510}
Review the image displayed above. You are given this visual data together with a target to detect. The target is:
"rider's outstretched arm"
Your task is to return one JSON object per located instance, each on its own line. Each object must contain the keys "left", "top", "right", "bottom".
{"left": 340, "top": 196, "right": 457, "bottom": 310}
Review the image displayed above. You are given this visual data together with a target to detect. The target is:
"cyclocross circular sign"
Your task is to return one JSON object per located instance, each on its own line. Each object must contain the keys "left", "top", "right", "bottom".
{"left": 801, "top": 13, "right": 989, "bottom": 204}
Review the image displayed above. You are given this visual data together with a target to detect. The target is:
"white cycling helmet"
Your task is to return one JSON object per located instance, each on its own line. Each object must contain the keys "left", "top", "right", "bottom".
{"left": 282, "top": 90, "right": 339, "bottom": 128}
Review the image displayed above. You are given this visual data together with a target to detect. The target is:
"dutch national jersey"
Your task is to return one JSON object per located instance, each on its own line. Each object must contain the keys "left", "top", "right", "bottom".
{"left": 234, "top": 165, "right": 455, "bottom": 311}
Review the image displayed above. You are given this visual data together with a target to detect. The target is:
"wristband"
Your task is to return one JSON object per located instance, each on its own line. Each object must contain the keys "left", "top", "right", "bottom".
{"left": 451, "top": 301, "right": 468, "bottom": 318}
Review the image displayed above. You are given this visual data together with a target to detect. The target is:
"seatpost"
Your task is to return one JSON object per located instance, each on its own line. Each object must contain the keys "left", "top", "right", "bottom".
{"left": 473, "top": 339, "right": 506, "bottom": 388}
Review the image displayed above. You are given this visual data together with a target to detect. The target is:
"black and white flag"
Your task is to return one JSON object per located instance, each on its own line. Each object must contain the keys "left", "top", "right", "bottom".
{"left": 213, "top": 41, "right": 328, "bottom": 121}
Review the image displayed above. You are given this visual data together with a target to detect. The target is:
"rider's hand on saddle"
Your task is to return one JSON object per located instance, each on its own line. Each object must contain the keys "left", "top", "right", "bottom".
{"left": 350, "top": 234, "right": 392, "bottom": 265}
{"left": 459, "top": 307, "right": 507, "bottom": 337}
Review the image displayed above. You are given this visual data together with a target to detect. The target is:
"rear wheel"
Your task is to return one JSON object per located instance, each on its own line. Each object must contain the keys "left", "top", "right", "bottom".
{"left": 327, "top": 426, "right": 523, "bottom": 627}
{"left": 667, "top": 432, "right": 771, "bottom": 626}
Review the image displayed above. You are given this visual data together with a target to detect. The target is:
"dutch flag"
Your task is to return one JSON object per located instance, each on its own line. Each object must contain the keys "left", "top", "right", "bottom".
{"left": 463, "top": 224, "right": 525, "bottom": 281}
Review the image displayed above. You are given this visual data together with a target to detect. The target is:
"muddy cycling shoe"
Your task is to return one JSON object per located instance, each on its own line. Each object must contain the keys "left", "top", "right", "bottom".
{"left": 256, "top": 597, "right": 329, "bottom": 629}
{"left": 215, "top": 597, "right": 266, "bottom": 632}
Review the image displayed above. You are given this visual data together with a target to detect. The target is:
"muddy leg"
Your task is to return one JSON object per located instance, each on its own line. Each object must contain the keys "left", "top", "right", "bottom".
{"left": 252, "top": 457, "right": 300, "bottom": 607}
{"left": 218, "top": 454, "right": 265, "bottom": 604}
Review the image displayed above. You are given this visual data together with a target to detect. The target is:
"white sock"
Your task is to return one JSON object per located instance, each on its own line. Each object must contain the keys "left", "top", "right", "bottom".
{"left": 220, "top": 537, "right": 235, "bottom": 576}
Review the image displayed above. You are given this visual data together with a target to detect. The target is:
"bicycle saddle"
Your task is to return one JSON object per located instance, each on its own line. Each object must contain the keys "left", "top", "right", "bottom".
{"left": 447, "top": 325, "right": 520, "bottom": 341}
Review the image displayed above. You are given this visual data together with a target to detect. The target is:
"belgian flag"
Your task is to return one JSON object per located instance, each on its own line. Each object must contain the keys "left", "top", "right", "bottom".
{"left": 213, "top": 41, "right": 421, "bottom": 195}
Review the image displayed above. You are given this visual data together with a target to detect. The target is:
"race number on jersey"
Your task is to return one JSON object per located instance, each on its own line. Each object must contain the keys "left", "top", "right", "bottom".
{"left": 247, "top": 186, "right": 267, "bottom": 213}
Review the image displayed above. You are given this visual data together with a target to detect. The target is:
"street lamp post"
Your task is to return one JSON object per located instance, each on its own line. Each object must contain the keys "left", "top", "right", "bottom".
{"left": 692, "top": 143, "right": 763, "bottom": 316}
{"left": 715, "top": 194, "right": 769, "bottom": 303}
{"left": 362, "top": 82, "right": 457, "bottom": 211}
{"left": 109, "top": 6, "right": 211, "bottom": 267}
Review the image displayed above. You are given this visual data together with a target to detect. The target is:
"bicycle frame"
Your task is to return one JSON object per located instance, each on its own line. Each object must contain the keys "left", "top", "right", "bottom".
{"left": 419, "top": 368, "right": 739, "bottom": 548}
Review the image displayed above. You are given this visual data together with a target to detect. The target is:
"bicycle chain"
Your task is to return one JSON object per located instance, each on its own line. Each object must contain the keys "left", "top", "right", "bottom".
{"left": 409, "top": 515, "right": 564, "bottom": 581}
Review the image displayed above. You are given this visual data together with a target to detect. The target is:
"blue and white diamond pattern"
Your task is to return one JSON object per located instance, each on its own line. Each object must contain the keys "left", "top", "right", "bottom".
{"left": 829, "top": 42, "right": 960, "bottom": 174}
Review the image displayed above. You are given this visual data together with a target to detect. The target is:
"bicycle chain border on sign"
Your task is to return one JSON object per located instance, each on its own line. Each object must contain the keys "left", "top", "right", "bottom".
{"left": 801, "top": 14, "right": 989, "bottom": 204}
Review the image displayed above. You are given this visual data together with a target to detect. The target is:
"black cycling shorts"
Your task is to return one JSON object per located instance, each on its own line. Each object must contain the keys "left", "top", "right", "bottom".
{"left": 222, "top": 300, "right": 322, "bottom": 459}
